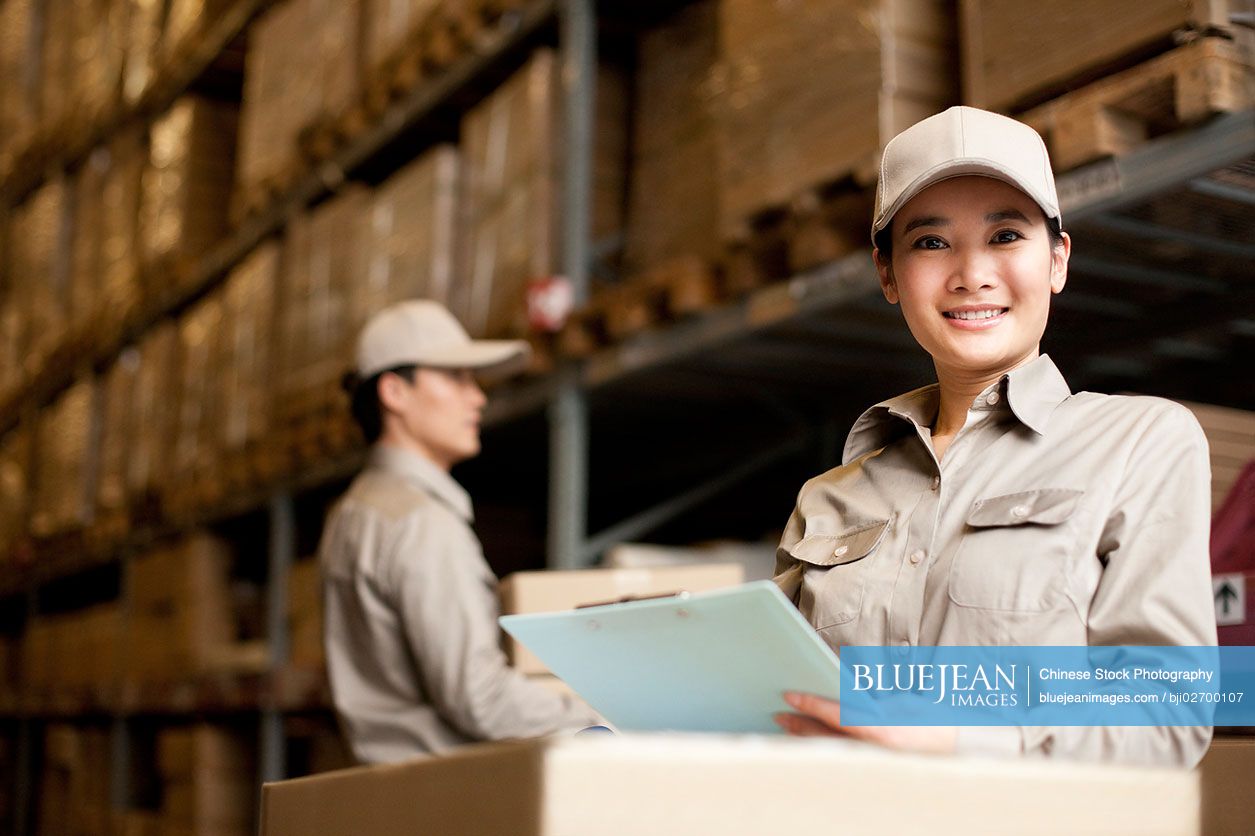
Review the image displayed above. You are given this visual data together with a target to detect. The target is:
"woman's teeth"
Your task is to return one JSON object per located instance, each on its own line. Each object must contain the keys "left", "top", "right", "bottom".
{"left": 945, "top": 308, "right": 1006, "bottom": 320}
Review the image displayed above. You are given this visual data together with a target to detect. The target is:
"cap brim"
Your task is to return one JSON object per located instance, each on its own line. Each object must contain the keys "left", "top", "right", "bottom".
{"left": 420, "top": 339, "right": 532, "bottom": 375}
{"left": 872, "top": 160, "right": 1060, "bottom": 239}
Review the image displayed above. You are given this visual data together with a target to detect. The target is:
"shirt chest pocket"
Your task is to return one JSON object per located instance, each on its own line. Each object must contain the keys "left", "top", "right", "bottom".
{"left": 948, "top": 488, "right": 1084, "bottom": 613}
{"left": 787, "top": 520, "right": 890, "bottom": 630}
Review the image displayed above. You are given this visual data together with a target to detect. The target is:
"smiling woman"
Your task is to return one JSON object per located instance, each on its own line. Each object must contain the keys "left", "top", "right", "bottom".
{"left": 772, "top": 107, "right": 1218, "bottom": 767}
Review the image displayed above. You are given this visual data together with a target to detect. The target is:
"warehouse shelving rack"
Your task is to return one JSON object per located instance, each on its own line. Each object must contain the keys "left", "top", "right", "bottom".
{"left": 1, "top": 0, "right": 1253, "bottom": 831}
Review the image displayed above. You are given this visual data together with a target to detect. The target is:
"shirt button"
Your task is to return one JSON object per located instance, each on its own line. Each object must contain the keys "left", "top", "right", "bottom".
{"left": 985, "top": 391, "right": 1001, "bottom": 406}
{"left": 834, "top": 545, "right": 849, "bottom": 557}
{"left": 931, "top": 476, "right": 940, "bottom": 491}
{"left": 1011, "top": 505, "right": 1030, "bottom": 519}
{"left": 909, "top": 549, "right": 925, "bottom": 565}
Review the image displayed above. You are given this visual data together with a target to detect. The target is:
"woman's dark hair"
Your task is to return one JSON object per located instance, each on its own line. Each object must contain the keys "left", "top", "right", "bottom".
{"left": 873, "top": 214, "right": 1065, "bottom": 262}
{"left": 342, "top": 365, "right": 418, "bottom": 444}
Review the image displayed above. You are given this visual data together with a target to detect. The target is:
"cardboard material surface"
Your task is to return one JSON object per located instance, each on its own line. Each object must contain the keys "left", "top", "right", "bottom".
{"left": 260, "top": 735, "right": 1201, "bottom": 836}
{"left": 1199, "top": 735, "right": 1255, "bottom": 835}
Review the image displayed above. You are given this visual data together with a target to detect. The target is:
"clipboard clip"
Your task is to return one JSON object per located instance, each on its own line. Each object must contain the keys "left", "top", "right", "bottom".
{"left": 576, "top": 590, "right": 692, "bottom": 609}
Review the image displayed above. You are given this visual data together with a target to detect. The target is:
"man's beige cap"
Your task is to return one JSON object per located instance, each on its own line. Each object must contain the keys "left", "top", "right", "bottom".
{"left": 872, "top": 106, "right": 1060, "bottom": 240}
{"left": 355, "top": 299, "right": 531, "bottom": 379}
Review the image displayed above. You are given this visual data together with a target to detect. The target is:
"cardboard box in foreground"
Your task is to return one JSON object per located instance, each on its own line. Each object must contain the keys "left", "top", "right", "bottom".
{"left": 259, "top": 735, "right": 1199, "bottom": 836}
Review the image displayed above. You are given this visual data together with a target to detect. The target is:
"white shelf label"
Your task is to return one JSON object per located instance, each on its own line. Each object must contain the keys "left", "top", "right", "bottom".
{"left": 1214, "top": 574, "right": 1246, "bottom": 627}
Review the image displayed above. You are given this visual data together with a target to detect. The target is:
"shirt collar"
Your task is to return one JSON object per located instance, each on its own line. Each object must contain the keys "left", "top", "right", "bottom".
{"left": 842, "top": 354, "right": 1072, "bottom": 464}
{"left": 368, "top": 444, "right": 475, "bottom": 523}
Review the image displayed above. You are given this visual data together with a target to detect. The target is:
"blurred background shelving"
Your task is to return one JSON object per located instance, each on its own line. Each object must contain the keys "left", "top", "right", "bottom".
{"left": 0, "top": 0, "right": 1252, "bottom": 833}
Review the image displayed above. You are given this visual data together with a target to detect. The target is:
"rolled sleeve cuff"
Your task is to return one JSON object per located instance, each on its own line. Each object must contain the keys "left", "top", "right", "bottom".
{"left": 955, "top": 726, "right": 1024, "bottom": 758}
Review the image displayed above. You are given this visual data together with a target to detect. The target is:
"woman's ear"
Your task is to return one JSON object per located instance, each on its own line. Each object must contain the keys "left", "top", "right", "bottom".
{"left": 1049, "top": 231, "right": 1071, "bottom": 294}
{"left": 874, "top": 249, "right": 899, "bottom": 304}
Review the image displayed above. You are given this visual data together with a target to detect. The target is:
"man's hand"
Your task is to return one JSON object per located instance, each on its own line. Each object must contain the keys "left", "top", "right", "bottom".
{"left": 775, "top": 691, "right": 958, "bottom": 755}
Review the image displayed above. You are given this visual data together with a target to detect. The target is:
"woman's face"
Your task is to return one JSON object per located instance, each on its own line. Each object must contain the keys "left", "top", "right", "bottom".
{"left": 875, "top": 176, "right": 1070, "bottom": 379}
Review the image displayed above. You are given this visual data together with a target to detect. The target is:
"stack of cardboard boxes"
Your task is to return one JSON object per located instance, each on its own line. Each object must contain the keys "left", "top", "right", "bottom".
{"left": 30, "top": 380, "right": 95, "bottom": 540}
{"left": 140, "top": 95, "right": 237, "bottom": 278}
{"left": 157, "top": 725, "right": 255, "bottom": 836}
{"left": 38, "top": 724, "right": 113, "bottom": 836}
{"left": 125, "top": 534, "right": 252, "bottom": 683}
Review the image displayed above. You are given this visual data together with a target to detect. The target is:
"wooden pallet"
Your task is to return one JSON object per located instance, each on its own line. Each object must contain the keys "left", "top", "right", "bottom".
{"left": 285, "top": 403, "right": 360, "bottom": 469}
{"left": 1022, "top": 37, "right": 1255, "bottom": 173}
{"left": 220, "top": 439, "right": 286, "bottom": 495}
{"left": 557, "top": 255, "right": 723, "bottom": 353}
{"left": 229, "top": 166, "right": 297, "bottom": 226}
{"left": 785, "top": 183, "right": 875, "bottom": 274}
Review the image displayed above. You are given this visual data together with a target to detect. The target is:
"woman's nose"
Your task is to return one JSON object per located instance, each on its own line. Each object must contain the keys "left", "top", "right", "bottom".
{"left": 949, "top": 248, "right": 998, "bottom": 293}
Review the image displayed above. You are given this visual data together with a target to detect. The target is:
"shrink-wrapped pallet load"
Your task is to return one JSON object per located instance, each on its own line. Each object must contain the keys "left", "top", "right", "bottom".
{"left": 712, "top": 0, "right": 956, "bottom": 238}
{"left": 161, "top": 0, "right": 231, "bottom": 66}
{"left": 0, "top": 426, "right": 30, "bottom": 558}
{"left": 220, "top": 241, "right": 280, "bottom": 455}
{"left": 280, "top": 187, "right": 366, "bottom": 420}
{"left": 30, "top": 379, "right": 95, "bottom": 538}
{"left": 70, "top": 149, "right": 110, "bottom": 335}
{"left": 170, "top": 294, "right": 223, "bottom": 493}
{"left": 0, "top": 0, "right": 38, "bottom": 168}
{"left": 363, "top": 0, "right": 439, "bottom": 71}
{"left": 960, "top": 0, "right": 1251, "bottom": 112}
{"left": 0, "top": 298, "right": 23, "bottom": 403}
{"left": 357, "top": 147, "right": 460, "bottom": 330}
{"left": 122, "top": 0, "right": 163, "bottom": 105}
{"left": 9, "top": 178, "right": 72, "bottom": 378}
{"left": 96, "top": 348, "right": 140, "bottom": 524}
{"left": 70, "top": 0, "right": 126, "bottom": 122}
{"left": 158, "top": 725, "right": 255, "bottom": 836}
{"left": 100, "top": 129, "right": 146, "bottom": 335}
{"left": 624, "top": 0, "right": 721, "bottom": 273}
{"left": 236, "top": 0, "right": 304, "bottom": 203}
{"left": 306, "top": 0, "right": 365, "bottom": 126}
{"left": 127, "top": 320, "right": 177, "bottom": 503}
{"left": 458, "top": 51, "right": 558, "bottom": 338}
{"left": 141, "top": 95, "right": 238, "bottom": 273}
{"left": 39, "top": 0, "right": 73, "bottom": 133}
{"left": 236, "top": 0, "right": 363, "bottom": 211}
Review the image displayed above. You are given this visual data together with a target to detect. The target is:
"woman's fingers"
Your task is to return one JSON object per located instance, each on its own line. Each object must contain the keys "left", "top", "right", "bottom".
{"left": 783, "top": 691, "right": 842, "bottom": 729}
{"left": 774, "top": 712, "right": 845, "bottom": 737}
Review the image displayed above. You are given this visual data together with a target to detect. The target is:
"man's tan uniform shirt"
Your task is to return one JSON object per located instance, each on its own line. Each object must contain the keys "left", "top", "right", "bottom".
{"left": 775, "top": 355, "right": 1217, "bottom": 766}
{"left": 320, "top": 445, "right": 598, "bottom": 763}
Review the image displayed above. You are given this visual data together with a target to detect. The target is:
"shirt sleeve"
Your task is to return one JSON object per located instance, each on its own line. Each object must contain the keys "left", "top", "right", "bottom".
{"left": 387, "top": 509, "right": 602, "bottom": 741}
{"left": 1014, "top": 401, "right": 1218, "bottom": 767}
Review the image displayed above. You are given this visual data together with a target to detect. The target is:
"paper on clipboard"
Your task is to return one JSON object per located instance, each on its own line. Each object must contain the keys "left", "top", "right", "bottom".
{"left": 499, "top": 580, "right": 845, "bottom": 733}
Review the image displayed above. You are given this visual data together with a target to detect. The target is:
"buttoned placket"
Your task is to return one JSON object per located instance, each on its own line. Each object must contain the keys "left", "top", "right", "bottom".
{"left": 886, "top": 384, "right": 1005, "bottom": 650}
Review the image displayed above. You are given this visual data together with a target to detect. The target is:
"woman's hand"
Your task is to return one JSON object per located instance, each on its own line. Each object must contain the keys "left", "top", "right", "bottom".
{"left": 775, "top": 691, "right": 959, "bottom": 755}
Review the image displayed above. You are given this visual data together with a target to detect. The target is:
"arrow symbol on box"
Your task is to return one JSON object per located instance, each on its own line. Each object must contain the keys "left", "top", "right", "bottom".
{"left": 1216, "top": 582, "right": 1239, "bottom": 616}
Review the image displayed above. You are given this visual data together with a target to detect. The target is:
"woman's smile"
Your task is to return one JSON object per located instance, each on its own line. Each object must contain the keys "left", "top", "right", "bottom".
{"left": 942, "top": 304, "right": 1010, "bottom": 329}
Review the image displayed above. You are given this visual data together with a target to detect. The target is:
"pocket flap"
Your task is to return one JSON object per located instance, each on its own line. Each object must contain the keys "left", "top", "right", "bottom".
{"left": 787, "top": 520, "right": 891, "bottom": 567}
{"left": 967, "top": 489, "right": 1084, "bottom": 528}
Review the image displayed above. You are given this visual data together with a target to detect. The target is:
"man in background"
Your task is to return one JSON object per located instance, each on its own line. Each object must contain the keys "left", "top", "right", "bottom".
{"left": 320, "top": 299, "right": 598, "bottom": 763}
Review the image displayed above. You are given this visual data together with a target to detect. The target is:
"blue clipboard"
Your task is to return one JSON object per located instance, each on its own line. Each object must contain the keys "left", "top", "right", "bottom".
{"left": 499, "top": 580, "right": 844, "bottom": 733}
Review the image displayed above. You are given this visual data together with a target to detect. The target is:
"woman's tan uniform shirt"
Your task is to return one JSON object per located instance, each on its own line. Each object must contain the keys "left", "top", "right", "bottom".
{"left": 320, "top": 445, "right": 599, "bottom": 764}
{"left": 774, "top": 355, "right": 1217, "bottom": 766}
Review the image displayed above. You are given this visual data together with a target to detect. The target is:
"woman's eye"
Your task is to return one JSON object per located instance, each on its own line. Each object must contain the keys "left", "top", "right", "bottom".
{"left": 913, "top": 236, "right": 947, "bottom": 250}
{"left": 992, "top": 229, "right": 1023, "bottom": 244}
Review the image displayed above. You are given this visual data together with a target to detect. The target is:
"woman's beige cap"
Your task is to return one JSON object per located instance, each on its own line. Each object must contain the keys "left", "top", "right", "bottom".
{"left": 355, "top": 299, "right": 531, "bottom": 378}
{"left": 872, "top": 106, "right": 1060, "bottom": 240}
